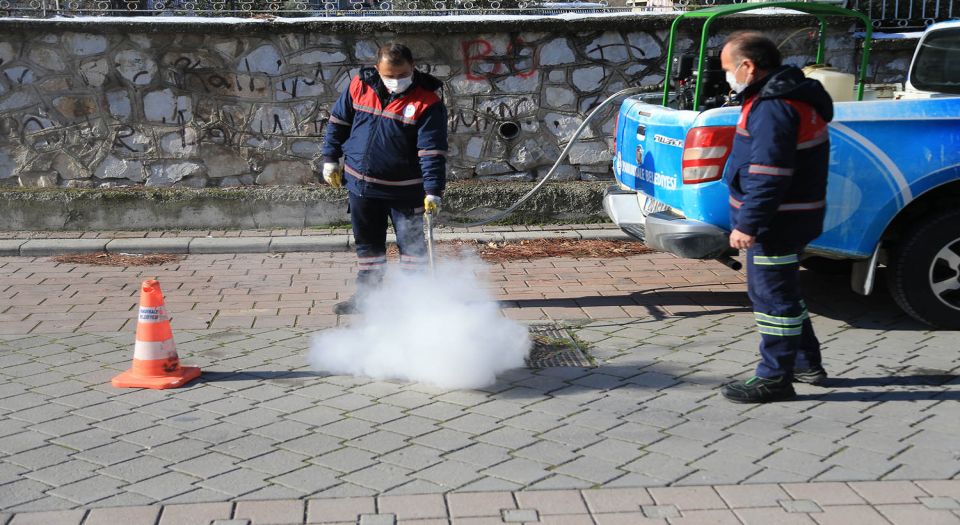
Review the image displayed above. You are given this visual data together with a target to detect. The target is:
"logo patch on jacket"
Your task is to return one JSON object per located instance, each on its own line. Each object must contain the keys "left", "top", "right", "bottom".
{"left": 404, "top": 105, "right": 417, "bottom": 119}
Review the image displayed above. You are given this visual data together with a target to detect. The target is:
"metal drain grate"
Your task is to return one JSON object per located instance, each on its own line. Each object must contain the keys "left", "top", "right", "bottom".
{"left": 526, "top": 324, "right": 593, "bottom": 368}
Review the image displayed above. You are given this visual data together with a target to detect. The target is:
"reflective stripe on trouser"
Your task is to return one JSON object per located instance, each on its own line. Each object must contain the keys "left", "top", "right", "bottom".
{"left": 349, "top": 192, "right": 427, "bottom": 286}
{"left": 746, "top": 244, "right": 822, "bottom": 378}
{"left": 400, "top": 254, "right": 428, "bottom": 272}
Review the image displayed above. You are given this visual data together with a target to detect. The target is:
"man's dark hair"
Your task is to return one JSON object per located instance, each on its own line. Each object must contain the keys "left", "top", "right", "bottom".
{"left": 723, "top": 32, "right": 782, "bottom": 70}
{"left": 377, "top": 43, "right": 414, "bottom": 66}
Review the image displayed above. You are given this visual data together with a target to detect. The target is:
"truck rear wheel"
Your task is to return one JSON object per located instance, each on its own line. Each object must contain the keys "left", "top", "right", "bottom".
{"left": 886, "top": 209, "right": 960, "bottom": 329}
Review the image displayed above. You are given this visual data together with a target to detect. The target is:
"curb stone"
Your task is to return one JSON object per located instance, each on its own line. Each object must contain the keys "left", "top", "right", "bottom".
{"left": 2, "top": 230, "right": 632, "bottom": 257}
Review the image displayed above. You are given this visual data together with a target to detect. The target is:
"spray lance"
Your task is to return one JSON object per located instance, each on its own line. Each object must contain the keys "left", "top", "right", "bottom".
{"left": 422, "top": 85, "right": 659, "bottom": 267}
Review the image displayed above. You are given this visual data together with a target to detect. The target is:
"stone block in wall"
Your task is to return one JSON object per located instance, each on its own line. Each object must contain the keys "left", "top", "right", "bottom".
{"left": 476, "top": 160, "right": 514, "bottom": 176}
{"left": 291, "top": 141, "right": 322, "bottom": 158}
{"left": 478, "top": 172, "right": 535, "bottom": 182}
{"left": 4, "top": 66, "right": 29, "bottom": 85}
{"left": 204, "top": 147, "right": 251, "bottom": 179}
{"left": 147, "top": 161, "right": 205, "bottom": 187}
{"left": 144, "top": 89, "right": 193, "bottom": 124}
{"left": 107, "top": 90, "right": 132, "bottom": 121}
{"left": 579, "top": 163, "right": 614, "bottom": 181}
{"left": 510, "top": 137, "right": 560, "bottom": 171}
{"left": 536, "top": 163, "right": 579, "bottom": 182}
{"left": 572, "top": 66, "right": 606, "bottom": 93}
{"left": 627, "top": 32, "right": 662, "bottom": 60}
{"left": 544, "top": 113, "right": 595, "bottom": 142}
{"left": 219, "top": 175, "right": 256, "bottom": 187}
{"left": 52, "top": 95, "right": 99, "bottom": 120}
{"left": 52, "top": 153, "right": 88, "bottom": 180}
{"left": 544, "top": 86, "right": 576, "bottom": 110}
{"left": 19, "top": 172, "right": 59, "bottom": 187}
{"left": 256, "top": 161, "right": 316, "bottom": 185}
{"left": 176, "top": 176, "right": 208, "bottom": 189}
{"left": 114, "top": 49, "right": 157, "bottom": 86}
{"left": 28, "top": 47, "right": 65, "bottom": 72}
{"left": 242, "top": 44, "right": 284, "bottom": 74}
{"left": 0, "top": 151, "right": 16, "bottom": 183}
{"left": 79, "top": 58, "right": 109, "bottom": 88}
{"left": 64, "top": 33, "right": 107, "bottom": 56}
{"left": 448, "top": 166, "right": 475, "bottom": 180}
{"left": 449, "top": 74, "right": 493, "bottom": 96}
{"left": 566, "top": 141, "right": 613, "bottom": 165}
{"left": 95, "top": 155, "right": 145, "bottom": 183}
{"left": 587, "top": 33, "right": 630, "bottom": 64}
{"left": 0, "top": 41, "right": 17, "bottom": 65}
{"left": 160, "top": 129, "right": 199, "bottom": 157}
{"left": 0, "top": 92, "right": 38, "bottom": 111}
{"left": 540, "top": 38, "right": 576, "bottom": 66}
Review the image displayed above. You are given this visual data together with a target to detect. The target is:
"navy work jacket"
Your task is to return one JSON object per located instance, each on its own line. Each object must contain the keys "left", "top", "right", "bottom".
{"left": 323, "top": 67, "right": 448, "bottom": 199}
{"left": 725, "top": 66, "right": 834, "bottom": 245}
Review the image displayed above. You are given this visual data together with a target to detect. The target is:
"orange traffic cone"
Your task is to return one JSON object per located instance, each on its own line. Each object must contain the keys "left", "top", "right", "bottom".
{"left": 112, "top": 279, "right": 201, "bottom": 389}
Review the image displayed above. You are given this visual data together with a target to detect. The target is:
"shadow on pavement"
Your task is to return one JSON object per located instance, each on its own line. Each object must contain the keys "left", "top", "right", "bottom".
{"left": 197, "top": 370, "right": 323, "bottom": 383}
{"left": 823, "top": 373, "right": 957, "bottom": 388}
{"left": 801, "top": 269, "right": 929, "bottom": 330}
{"left": 508, "top": 269, "right": 928, "bottom": 331}
{"left": 802, "top": 390, "right": 960, "bottom": 402}
{"left": 508, "top": 289, "right": 752, "bottom": 318}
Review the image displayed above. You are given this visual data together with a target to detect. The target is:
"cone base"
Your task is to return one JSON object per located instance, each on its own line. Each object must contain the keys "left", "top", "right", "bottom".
{"left": 111, "top": 366, "right": 201, "bottom": 389}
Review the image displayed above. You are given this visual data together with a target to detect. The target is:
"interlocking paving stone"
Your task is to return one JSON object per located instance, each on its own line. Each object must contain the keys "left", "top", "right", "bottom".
{"left": 377, "top": 494, "right": 446, "bottom": 520}
{"left": 502, "top": 508, "right": 539, "bottom": 522}
{"left": 233, "top": 499, "right": 304, "bottom": 524}
{"left": 0, "top": 251, "right": 958, "bottom": 518}
{"left": 306, "top": 496, "right": 375, "bottom": 523}
{"left": 82, "top": 505, "right": 161, "bottom": 525}
{"left": 158, "top": 502, "right": 234, "bottom": 525}
{"left": 7, "top": 509, "right": 87, "bottom": 525}
{"left": 780, "top": 499, "right": 824, "bottom": 513}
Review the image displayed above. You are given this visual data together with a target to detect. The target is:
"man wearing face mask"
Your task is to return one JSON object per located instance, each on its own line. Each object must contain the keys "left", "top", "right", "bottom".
{"left": 321, "top": 43, "right": 448, "bottom": 315}
{"left": 718, "top": 32, "right": 834, "bottom": 403}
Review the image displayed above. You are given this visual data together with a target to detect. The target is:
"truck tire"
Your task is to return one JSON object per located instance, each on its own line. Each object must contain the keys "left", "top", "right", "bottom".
{"left": 800, "top": 256, "right": 853, "bottom": 275}
{"left": 886, "top": 209, "right": 960, "bottom": 329}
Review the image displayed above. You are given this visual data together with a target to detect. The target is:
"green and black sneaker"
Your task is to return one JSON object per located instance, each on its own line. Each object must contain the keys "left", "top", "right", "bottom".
{"left": 721, "top": 375, "right": 796, "bottom": 404}
{"left": 793, "top": 367, "right": 828, "bottom": 386}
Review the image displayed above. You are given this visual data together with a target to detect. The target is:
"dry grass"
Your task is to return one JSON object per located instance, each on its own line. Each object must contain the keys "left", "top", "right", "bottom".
{"left": 51, "top": 253, "right": 184, "bottom": 267}
{"left": 435, "top": 239, "right": 653, "bottom": 263}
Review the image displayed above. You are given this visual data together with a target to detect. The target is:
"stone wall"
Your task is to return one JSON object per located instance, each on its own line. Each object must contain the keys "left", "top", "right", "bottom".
{"left": 0, "top": 16, "right": 908, "bottom": 189}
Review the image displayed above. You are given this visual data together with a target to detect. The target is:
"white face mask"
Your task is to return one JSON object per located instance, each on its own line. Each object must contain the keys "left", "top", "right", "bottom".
{"left": 382, "top": 75, "right": 413, "bottom": 94}
{"left": 726, "top": 61, "right": 748, "bottom": 94}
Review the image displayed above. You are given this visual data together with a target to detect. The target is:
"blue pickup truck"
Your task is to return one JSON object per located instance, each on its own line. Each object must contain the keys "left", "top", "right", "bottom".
{"left": 604, "top": 3, "right": 960, "bottom": 329}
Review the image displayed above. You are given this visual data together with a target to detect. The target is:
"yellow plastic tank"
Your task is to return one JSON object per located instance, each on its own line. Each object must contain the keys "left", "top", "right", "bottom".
{"left": 803, "top": 64, "right": 856, "bottom": 102}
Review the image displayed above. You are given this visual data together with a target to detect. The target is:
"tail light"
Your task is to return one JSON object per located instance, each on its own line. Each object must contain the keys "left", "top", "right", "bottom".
{"left": 682, "top": 126, "right": 735, "bottom": 184}
{"left": 613, "top": 117, "right": 618, "bottom": 150}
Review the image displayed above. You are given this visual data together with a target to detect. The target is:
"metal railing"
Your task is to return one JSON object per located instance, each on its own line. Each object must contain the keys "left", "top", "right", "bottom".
{"left": 0, "top": 0, "right": 954, "bottom": 31}
{"left": 0, "top": 0, "right": 621, "bottom": 16}
{"left": 847, "top": 0, "right": 956, "bottom": 29}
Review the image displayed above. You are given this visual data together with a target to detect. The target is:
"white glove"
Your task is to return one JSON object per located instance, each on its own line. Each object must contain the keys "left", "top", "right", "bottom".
{"left": 424, "top": 195, "right": 441, "bottom": 216}
{"left": 323, "top": 162, "right": 343, "bottom": 188}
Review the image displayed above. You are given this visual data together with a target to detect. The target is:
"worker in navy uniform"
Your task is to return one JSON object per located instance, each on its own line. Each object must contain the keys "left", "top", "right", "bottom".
{"left": 321, "top": 43, "right": 448, "bottom": 315}
{"left": 719, "top": 32, "right": 834, "bottom": 403}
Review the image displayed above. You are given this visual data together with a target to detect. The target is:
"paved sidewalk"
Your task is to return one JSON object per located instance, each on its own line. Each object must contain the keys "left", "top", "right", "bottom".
{"left": 1, "top": 250, "right": 958, "bottom": 524}
{"left": 0, "top": 225, "right": 627, "bottom": 257}
{"left": 4, "top": 481, "right": 960, "bottom": 524}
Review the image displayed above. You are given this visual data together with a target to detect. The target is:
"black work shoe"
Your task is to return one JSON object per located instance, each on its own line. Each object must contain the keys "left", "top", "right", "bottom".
{"left": 333, "top": 296, "right": 358, "bottom": 315}
{"left": 721, "top": 375, "right": 796, "bottom": 404}
{"left": 793, "top": 367, "right": 828, "bottom": 385}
